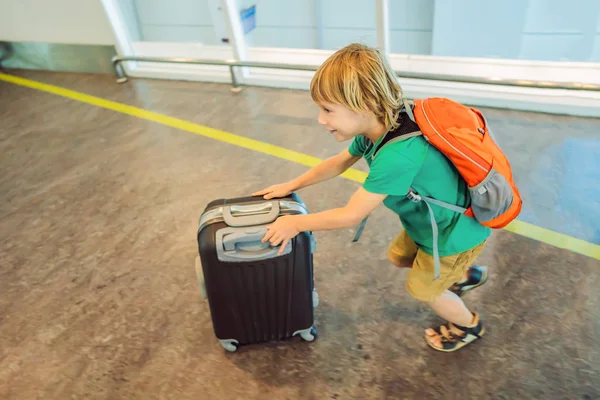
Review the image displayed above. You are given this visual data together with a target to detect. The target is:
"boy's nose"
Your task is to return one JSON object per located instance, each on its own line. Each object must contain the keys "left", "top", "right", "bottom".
{"left": 317, "top": 113, "right": 327, "bottom": 126}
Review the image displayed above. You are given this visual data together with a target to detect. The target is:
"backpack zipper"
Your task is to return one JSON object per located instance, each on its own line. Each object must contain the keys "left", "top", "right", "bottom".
{"left": 420, "top": 100, "right": 488, "bottom": 173}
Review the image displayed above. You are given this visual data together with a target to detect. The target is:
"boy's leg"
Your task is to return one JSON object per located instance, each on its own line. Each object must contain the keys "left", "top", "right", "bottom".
{"left": 406, "top": 242, "right": 486, "bottom": 352}
{"left": 428, "top": 290, "right": 473, "bottom": 327}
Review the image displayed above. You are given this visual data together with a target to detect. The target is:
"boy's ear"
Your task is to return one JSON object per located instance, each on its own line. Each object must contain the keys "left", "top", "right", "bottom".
{"left": 360, "top": 109, "right": 375, "bottom": 119}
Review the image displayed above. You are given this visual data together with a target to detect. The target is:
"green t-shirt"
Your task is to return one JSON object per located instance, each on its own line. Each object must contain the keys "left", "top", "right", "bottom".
{"left": 348, "top": 134, "right": 491, "bottom": 256}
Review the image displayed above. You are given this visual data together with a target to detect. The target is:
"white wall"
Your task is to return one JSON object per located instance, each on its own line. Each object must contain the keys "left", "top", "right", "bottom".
{"left": 0, "top": 0, "right": 115, "bottom": 45}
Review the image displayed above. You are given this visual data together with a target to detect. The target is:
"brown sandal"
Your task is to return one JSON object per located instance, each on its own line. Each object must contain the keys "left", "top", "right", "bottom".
{"left": 425, "top": 312, "right": 485, "bottom": 352}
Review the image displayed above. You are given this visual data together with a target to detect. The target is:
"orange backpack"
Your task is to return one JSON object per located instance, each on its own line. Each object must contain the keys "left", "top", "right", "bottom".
{"left": 354, "top": 97, "right": 523, "bottom": 279}
{"left": 410, "top": 97, "right": 522, "bottom": 228}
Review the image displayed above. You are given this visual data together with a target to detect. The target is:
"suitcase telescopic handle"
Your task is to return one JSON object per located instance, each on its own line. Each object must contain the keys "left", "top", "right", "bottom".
{"left": 222, "top": 201, "right": 280, "bottom": 227}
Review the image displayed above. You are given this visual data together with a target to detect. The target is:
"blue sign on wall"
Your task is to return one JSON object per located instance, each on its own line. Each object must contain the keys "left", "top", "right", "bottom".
{"left": 240, "top": 5, "right": 256, "bottom": 34}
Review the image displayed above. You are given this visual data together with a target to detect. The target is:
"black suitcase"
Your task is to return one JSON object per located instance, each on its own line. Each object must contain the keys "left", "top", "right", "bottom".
{"left": 195, "top": 194, "right": 318, "bottom": 352}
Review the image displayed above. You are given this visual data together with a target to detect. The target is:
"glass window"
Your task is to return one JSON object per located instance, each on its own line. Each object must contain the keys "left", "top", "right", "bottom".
{"left": 235, "top": 0, "right": 377, "bottom": 50}
{"left": 389, "top": 0, "right": 600, "bottom": 62}
{"left": 119, "top": 0, "right": 228, "bottom": 45}
{"left": 389, "top": 0, "right": 434, "bottom": 55}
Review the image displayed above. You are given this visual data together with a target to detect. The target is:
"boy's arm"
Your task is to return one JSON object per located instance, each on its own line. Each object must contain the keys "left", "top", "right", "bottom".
{"left": 291, "top": 149, "right": 361, "bottom": 191}
{"left": 253, "top": 149, "right": 360, "bottom": 199}
{"left": 262, "top": 187, "right": 386, "bottom": 251}
{"left": 261, "top": 146, "right": 421, "bottom": 252}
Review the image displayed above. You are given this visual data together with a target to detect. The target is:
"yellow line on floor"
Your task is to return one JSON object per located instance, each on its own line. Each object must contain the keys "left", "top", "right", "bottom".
{"left": 0, "top": 73, "right": 367, "bottom": 182}
{"left": 1, "top": 72, "right": 599, "bottom": 261}
{"left": 505, "top": 220, "right": 599, "bottom": 260}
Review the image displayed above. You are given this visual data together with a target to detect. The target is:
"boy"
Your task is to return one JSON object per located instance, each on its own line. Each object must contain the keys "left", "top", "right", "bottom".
{"left": 253, "top": 43, "right": 490, "bottom": 352}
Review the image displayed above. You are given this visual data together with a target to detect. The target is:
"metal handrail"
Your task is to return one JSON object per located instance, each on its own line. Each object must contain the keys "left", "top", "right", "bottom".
{"left": 111, "top": 55, "right": 600, "bottom": 92}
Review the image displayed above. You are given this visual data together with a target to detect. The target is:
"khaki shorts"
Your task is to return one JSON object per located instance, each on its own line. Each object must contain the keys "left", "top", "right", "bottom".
{"left": 387, "top": 230, "right": 485, "bottom": 302}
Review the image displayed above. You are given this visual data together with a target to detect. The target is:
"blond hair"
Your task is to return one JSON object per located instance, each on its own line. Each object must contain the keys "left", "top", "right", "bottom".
{"left": 310, "top": 43, "right": 403, "bottom": 131}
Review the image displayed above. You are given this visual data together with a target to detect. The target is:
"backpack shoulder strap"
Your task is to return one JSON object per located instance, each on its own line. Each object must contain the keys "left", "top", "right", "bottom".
{"left": 352, "top": 100, "right": 422, "bottom": 244}
{"left": 367, "top": 104, "right": 422, "bottom": 159}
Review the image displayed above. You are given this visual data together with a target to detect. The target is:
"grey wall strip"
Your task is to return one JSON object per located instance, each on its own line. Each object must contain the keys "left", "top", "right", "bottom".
{"left": 0, "top": 42, "right": 117, "bottom": 74}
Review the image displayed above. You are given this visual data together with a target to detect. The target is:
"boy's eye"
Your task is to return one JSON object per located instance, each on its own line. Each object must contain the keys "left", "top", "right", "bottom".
{"left": 324, "top": 108, "right": 331, "bottom": 113}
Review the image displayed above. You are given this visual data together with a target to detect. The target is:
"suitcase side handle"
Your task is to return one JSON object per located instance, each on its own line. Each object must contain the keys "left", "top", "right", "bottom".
{"left": 222, "top": 201, "right": 280, "bottom": 227}
{"left": 216, "top": 226, "right": 292, "bottom": 262}
{"left": 222, "top": 228, "right": 268, "bottom": 251}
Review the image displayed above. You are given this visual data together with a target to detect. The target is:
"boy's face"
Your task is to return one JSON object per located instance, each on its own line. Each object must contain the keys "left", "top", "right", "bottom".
{"left": 316, "top": 102, "right": 368, "bottom": 142}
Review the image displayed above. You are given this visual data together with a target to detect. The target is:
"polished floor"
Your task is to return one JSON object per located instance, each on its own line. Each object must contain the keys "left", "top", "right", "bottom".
{"left": 1, "top": 70, "right": 599, "bottom": 400}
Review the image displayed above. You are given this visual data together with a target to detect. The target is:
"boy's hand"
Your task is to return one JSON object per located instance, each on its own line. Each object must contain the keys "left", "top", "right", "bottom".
{"left": 252, "top": 182, "right": 295, "bottom": 199}
{"left": 261, "top": 215, "right": 299, "bottom": 254}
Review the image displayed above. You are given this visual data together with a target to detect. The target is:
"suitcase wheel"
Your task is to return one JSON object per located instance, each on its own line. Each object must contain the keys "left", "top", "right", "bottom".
{"left": 199, "top": 280, "right": 207, "bottom": 299}
{"left": 194, "top": 256, "right": 207, "bottom": 299}
{"left": 219, "top": 339, "right": 239, "bottom": 352}
{"left": 295, "top": 327, "right": 318, "bottom": 342}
